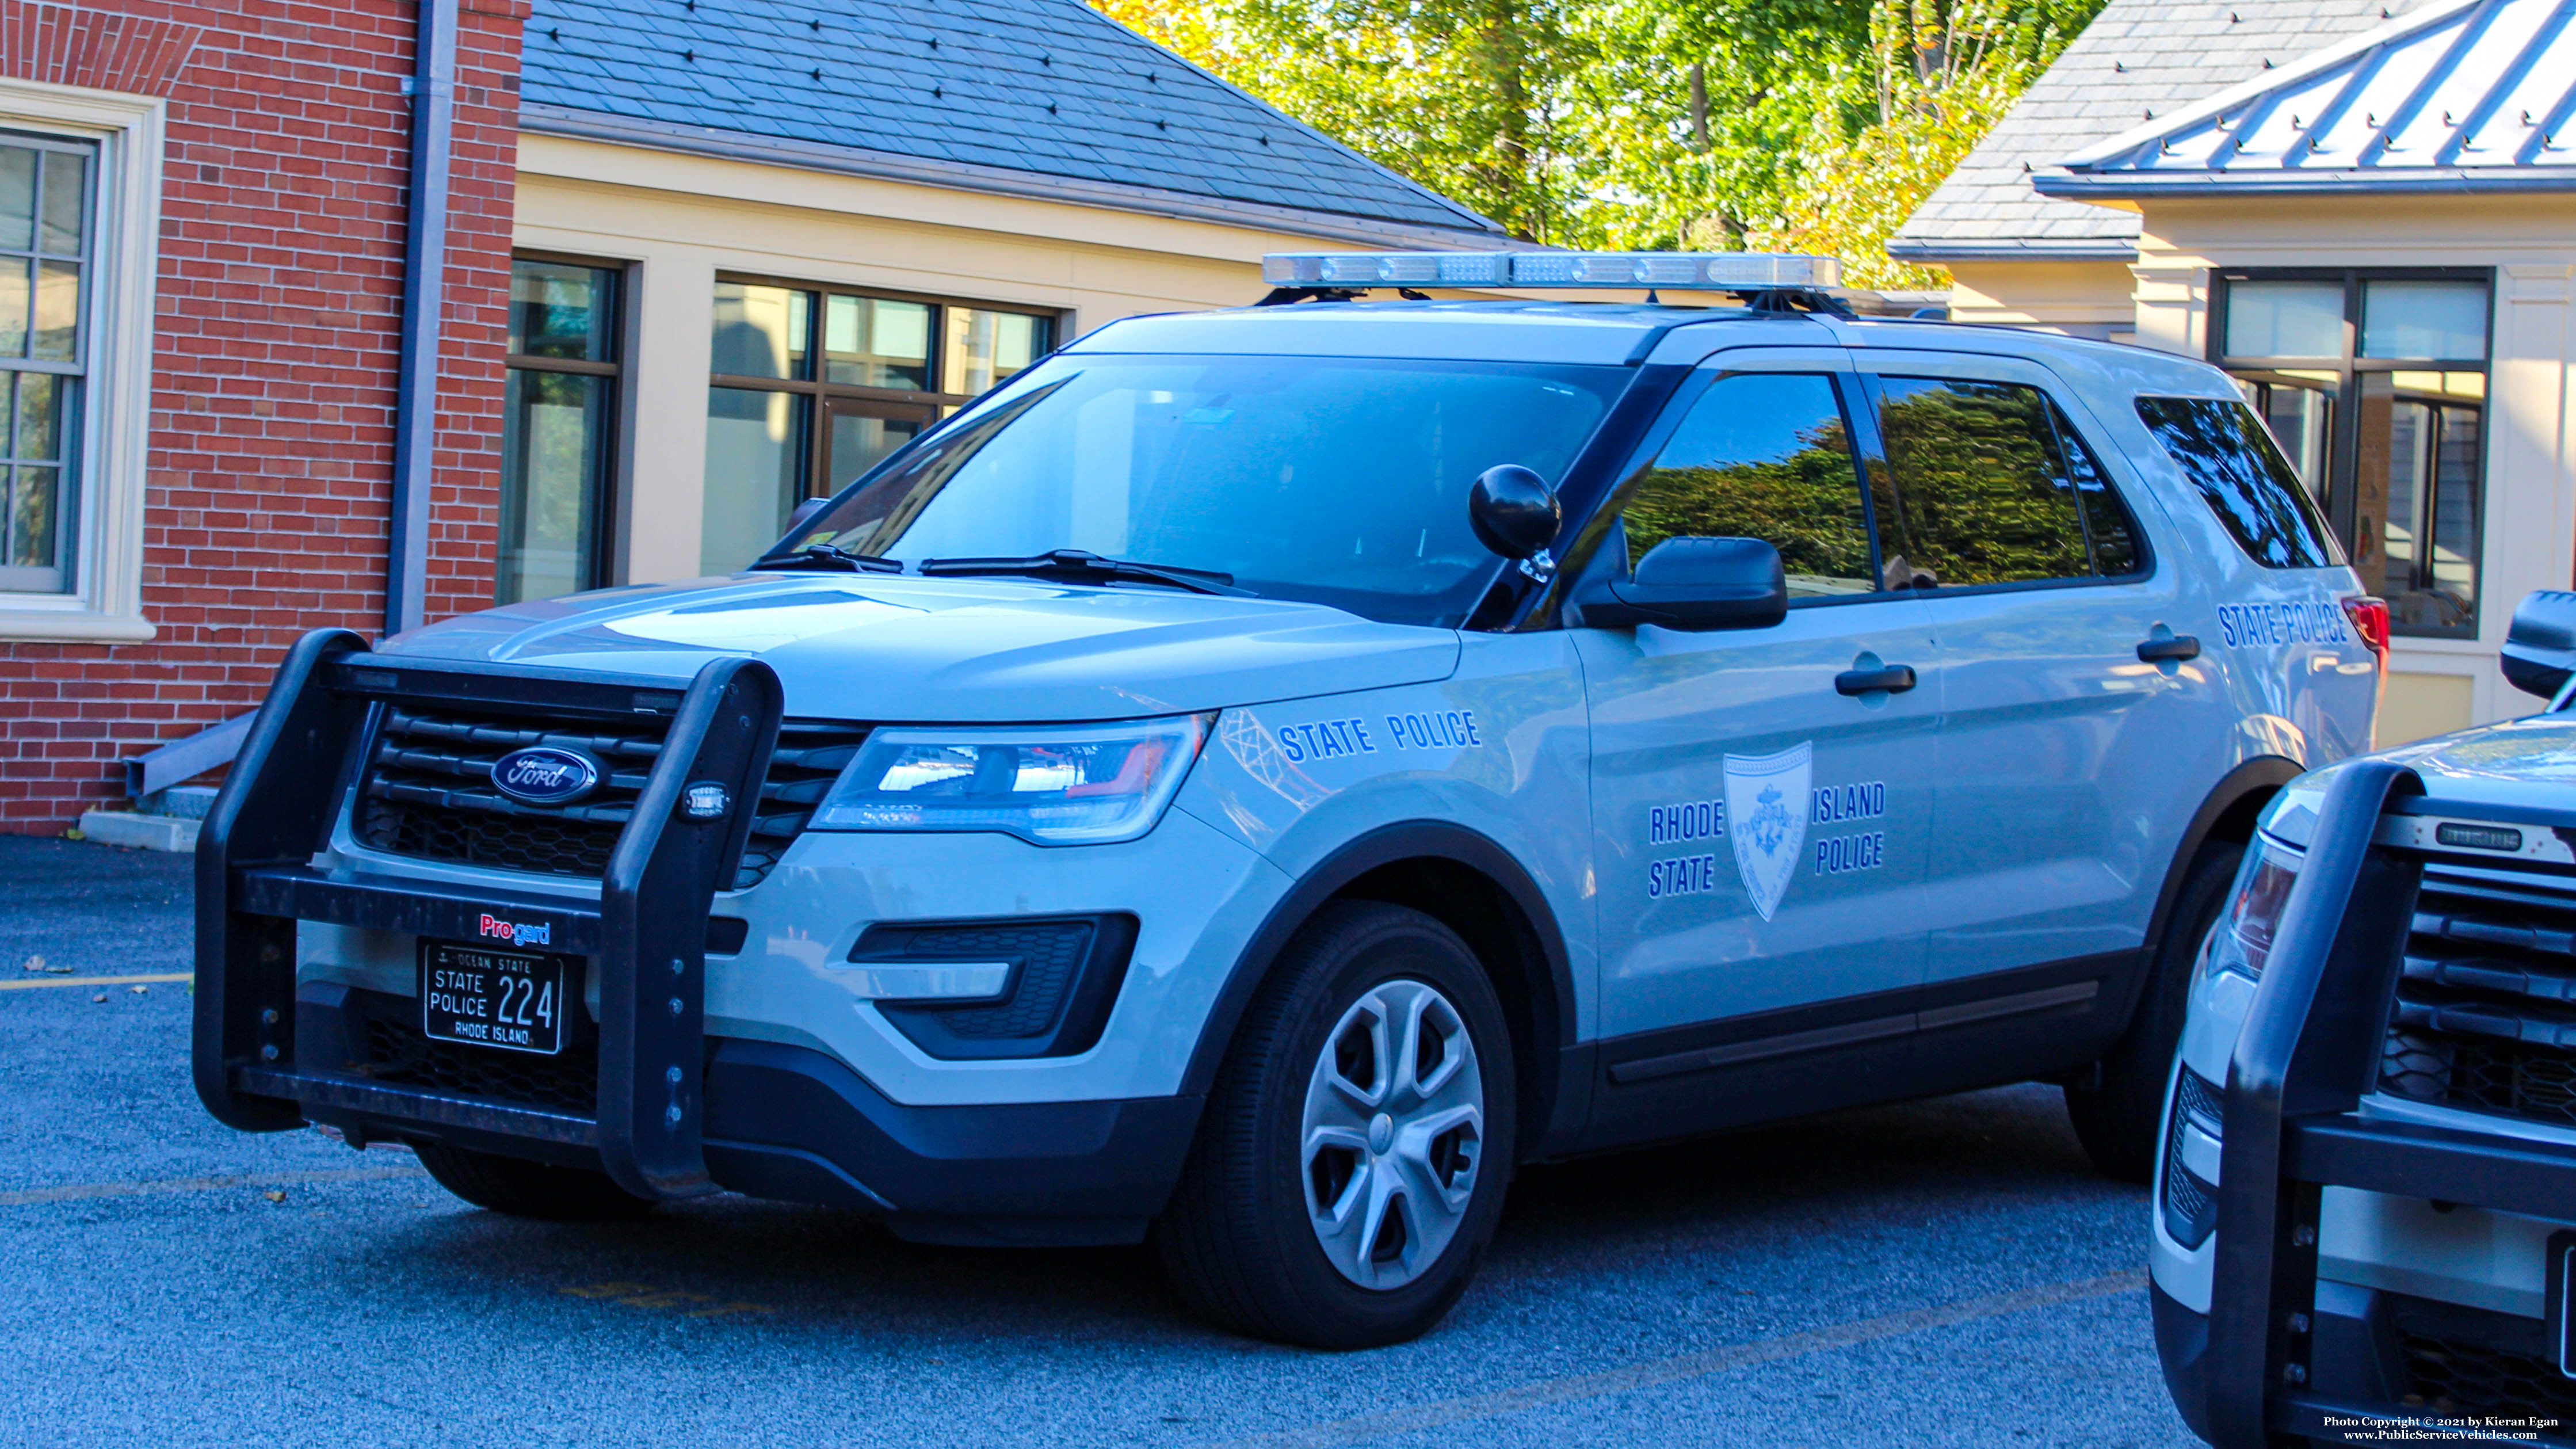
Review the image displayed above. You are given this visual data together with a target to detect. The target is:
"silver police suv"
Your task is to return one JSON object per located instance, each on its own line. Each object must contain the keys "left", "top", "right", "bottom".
{"left": 196, "top": 252, "right": 2380, "bottom": 1348}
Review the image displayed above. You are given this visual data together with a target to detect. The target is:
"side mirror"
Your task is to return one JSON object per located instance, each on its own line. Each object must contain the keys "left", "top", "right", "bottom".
{"left": 2504, "top": 589, "right": 2576, "bottom": 700}
{"left": 1468, "top": 465, "right": 1560, "bottom": 561}
{"left": 1570, "top": 536, "right": 1788, "bottom": 632}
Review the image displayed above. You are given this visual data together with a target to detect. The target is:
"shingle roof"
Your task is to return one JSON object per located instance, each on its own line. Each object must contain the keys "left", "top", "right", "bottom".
{"left": 2044, "top": 0, "right": 2576, "bottom": 196}
{"left": 1891, "top": 0, "right": 2410, "bottom": 259}
{"left": 518, "top": 0, "right": 1506, "bottom": 240}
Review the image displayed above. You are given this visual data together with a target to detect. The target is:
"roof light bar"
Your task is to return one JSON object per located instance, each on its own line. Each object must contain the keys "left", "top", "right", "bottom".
{"left": 1261, "top": 251, "right": 1842, "bottom": 291}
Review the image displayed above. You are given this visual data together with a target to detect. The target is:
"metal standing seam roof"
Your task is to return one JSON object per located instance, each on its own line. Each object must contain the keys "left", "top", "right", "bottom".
{"left": 2044, "top": 0, "right": 2576, "bottom": 195}
{"left": 516, "top": 0, "right": 1511, "bottom": 242}
{"left": 1890, "top": 0, "right": 2410, "bottom": 260}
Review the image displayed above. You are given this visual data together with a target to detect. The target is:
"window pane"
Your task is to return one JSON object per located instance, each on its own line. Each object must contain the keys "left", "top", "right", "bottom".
{"left": 711, "top": 283, "right": 810, "bottom": 380}
{"left": 497, "top": 368, "right": 608, "bottom": 605}
{"left": 2356, "top": 372, "right": 2480, "bottom": 634}
{"left": 826, "top": 406, "right": 925, "bottom": 495}
{"left": 2363, "top": 280, "right": 2487, "bottom": 360}
{"left": 0, "top": 259, "right": 25, "bottom": 357}
{"left": 822, "top": 295, "right": 930, "bottom": 390}
{"left": 2136, "top": 397, "right": 2340, "bottom": 570}
{"left": 2226, "top": 281, "right": 2345, "bottom": 358}
{"left": 32, "top": 260, "right": 77, "bottom": 360}
{"left": 1873, "top": 378, "right": 2088, "bottom": 587}
{"left": 510, "top": 260, "right": 613, "bottom": 362}
{"left": 2051, "top": 406, "right": 2143, "bottom": 577}
{"left": 942, "top": 308, "right": 1049, "bottom": 395}
{"left": 10, "top": 463, "right": 56, "bottom": 568}
{"left": 1620, "top": 372, "right": 1872, "bottom": 597}
{"left": 0, "top": 147, "right": 32, "bottom": 253}
{"left": 37, "top": 150, "right": 83, "bottom": 256}
{"left": 2244, "top": 378, "right": 2334, "bottom": 505}
{"left": 702, "top": 386, "right": 805, "bottom": 573}
{"left": 13, "top": 370, "right": 59, "bottom": 460}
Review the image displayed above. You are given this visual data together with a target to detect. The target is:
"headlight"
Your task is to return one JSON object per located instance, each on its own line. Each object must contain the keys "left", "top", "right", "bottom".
{"left": 2198, "top": 838, "right": 2302, "bottom": 986}
{"left": 811, "top": 714, "right": 1213, "bottom": 845}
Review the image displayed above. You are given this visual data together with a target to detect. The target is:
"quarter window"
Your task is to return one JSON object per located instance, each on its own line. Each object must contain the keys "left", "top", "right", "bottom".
{"left": 1871, "top": 378, "right": 2140, "bottom": 589}
{"left": 2134, "top": 396, "right": 2340, "bottom": 570}
{"left": 499, "top": 259, "right": 621, "bottom": 606}
{"left": 2214, "top": 269, "right": 2491, "bottom": 637}
{"left": 0, "top": 132, "right": 89, "bottom": 595}
{"left": 1619, "top": 372, "right": 1875, "bottom": 598}
{"left": 703, "top": 279, "right": 1056, "bottom": 575}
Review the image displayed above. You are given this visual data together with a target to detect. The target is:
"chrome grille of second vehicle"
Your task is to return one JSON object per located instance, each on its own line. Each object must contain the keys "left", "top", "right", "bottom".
{"left": 352, "top": 703, "right": 869, "bottom": 890}
{"left": 2377, "top": 863, "right": 2576, "bottom": 1131}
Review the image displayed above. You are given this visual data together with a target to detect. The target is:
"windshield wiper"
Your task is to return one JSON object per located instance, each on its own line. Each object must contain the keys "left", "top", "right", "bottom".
{"left": 750, "top": 542, "right": 903, "bottom": 574}
{"left": 917, "top": 549, "right": 1255, "bottom": 597}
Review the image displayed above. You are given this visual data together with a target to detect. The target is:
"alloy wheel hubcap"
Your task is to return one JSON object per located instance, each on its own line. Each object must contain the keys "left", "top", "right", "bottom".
{"left": 1299, "top": 978, "right": 1485, "bottom": 1289}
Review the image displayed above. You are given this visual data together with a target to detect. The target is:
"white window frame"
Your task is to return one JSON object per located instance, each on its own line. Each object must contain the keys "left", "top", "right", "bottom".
{"left": 0, "top": 77, "right": 163, "bottom": 643}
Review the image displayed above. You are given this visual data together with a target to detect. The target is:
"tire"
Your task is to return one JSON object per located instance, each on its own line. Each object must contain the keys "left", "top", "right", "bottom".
{"left": 413, "top": 1141, "right": 658, "bottom": 1221}
{"left": 2066, "top": 838, "right": 2245, "bottom": 1181}
{"left": 1157, "top": 901, "right": 1517, "bottom": 1349}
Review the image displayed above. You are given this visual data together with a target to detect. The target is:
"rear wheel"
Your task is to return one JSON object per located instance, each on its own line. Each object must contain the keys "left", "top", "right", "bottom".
{"left": 413, "top": 1141, "right": 658, "bottom": 1221}
{"left": 1157, "top": 901, "right": 1516, "bottom": 1349}
{"left": 2066, "top": 838, "right": 2245, "bottom": 1181}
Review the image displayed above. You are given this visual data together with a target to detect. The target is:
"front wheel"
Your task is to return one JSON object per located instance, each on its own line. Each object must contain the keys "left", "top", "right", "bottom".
{"left": 2066, "top": 838, "right": 2245, "bottom": 1181}
{"left": 1157, "top": 902, "right": 1516, "bottom": 1349}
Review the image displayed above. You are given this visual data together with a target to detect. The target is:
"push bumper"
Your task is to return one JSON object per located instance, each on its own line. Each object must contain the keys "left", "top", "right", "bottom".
{"left": 2176, "top": 761, "right": 2576, "bottom": 1447}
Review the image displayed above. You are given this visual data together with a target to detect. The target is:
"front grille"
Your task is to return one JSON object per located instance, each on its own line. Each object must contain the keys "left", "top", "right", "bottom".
{"left": 2397, "top": 1308, "right": 2576, "bottom": 1434}
{"left": 2377, "top": 868, "right": 2576, "bottom": 1131}
{"left": 2161, "top": 1066, "right": 2223, "bottom": 1249}
{"left": 358, "top": 1013, "right": 597, "bottom": 1115}
{"left": 353, "top": 703, "right": 869, "bottom": 890}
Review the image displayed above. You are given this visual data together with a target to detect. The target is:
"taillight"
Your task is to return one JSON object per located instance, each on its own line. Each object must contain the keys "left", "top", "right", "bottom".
{"left": 2342, "top": 596, "right": 2390, "bottom": 672}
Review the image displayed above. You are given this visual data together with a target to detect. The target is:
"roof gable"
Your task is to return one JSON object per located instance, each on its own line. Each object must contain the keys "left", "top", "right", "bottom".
{"left": 1891, "top": 0, "right": 2405, "bottom": 258}
{"left": 519, "top": 0, "right": 1505, "bottom": 239}
{"left": 2044, "top": 0, "right": 2576, "bottom": 195}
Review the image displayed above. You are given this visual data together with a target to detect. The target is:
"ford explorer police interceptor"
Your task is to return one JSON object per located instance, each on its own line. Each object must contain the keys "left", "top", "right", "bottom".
{"left": 2152, "top": 592, "right": 2576, "bottom": 1447}
{"left": 194, "top": 251, "right": 2382, "bottom": 1348}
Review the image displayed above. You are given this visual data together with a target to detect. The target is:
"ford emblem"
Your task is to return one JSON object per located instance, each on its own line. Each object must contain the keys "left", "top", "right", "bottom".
{"left": 490, "top": 746, "right": 603, "bottom": 806}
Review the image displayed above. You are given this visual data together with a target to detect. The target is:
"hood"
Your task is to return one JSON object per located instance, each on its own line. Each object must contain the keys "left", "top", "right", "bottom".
{"left": 2305, "top": 711, "right": 2576, "bottom": 817}
{"left": 380, "top": 573, "right": 1460, "bottom": 722}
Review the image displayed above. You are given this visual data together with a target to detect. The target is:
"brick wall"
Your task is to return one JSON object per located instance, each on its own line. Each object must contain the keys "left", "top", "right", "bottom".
{"left": 0, "top": 0, "right": 526, "bottom": 832}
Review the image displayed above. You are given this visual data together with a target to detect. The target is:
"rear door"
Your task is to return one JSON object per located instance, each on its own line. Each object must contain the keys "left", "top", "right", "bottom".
{"left": 1573, "top": 352, "right": 1940, "bottom": 1139}
{"left": 1848, "top": 350, "right": 2232, "bottom": 1036}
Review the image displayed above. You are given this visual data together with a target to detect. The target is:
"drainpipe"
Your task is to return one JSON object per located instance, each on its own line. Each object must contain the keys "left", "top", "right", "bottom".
{"left": 385, "top": 0, "right": 459, "bottom": 637}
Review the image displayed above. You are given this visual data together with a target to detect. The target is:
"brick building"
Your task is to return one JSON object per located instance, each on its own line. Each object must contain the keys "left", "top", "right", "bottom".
{"left": 0, "top": 0, "right": 1508, "bottom": 837}
{"left": 0, "top": 0, "right": 528, "bottom": 830}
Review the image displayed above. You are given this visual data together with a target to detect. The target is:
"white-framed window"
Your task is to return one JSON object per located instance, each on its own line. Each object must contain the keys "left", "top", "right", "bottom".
{"left": 0, "top": 79, "right": 163, "bottom": 643}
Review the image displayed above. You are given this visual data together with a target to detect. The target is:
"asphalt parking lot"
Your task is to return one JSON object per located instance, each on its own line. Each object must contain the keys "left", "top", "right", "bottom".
{"left": 0, "top": 833, "right": 2197, "bottom": 1448}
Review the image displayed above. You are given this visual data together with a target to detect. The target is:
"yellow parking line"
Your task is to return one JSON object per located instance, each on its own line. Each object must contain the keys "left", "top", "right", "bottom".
{"left": 1, "top": 972, "right": 192, "bottom": 992}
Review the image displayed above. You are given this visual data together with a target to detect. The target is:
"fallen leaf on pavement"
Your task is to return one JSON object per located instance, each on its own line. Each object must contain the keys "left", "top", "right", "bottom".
{"left": 263, "top": 1191, "right": 287, "bottom": 1203}
{"left": 90, "top": 993, "right": 106, "bottom": 1004}
{"left": 128, "top": 985, "right": 148, "bottom": 995}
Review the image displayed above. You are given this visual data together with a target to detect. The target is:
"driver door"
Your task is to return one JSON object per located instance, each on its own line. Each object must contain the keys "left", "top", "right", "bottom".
{"left": 1573, "top": 355, "right": 1940, "bottom": 1147}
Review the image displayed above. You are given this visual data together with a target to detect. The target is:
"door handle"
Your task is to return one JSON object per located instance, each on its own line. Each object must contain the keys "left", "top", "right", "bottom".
{"left": 1834, "top": 664, "right": 1918, "bottom": 696}
{"left": 2136, "top": 635, "right": 2201, "bottom": 664}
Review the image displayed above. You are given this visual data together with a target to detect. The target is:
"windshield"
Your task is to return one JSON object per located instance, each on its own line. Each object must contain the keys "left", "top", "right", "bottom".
{"left": 773, "top": 353, "right": 1630, "bottom": 626}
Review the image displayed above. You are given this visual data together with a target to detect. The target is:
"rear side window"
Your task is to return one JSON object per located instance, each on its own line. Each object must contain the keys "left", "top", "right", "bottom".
{"left": 1871, "top": 378, "right": 2142, "bottom": 588}
{"left": 2134, "top": 396, "right": 2342, "bottom": 569}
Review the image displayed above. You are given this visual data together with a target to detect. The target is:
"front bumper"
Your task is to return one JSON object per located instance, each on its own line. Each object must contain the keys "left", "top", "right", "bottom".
{"left": 196, "top": 634, "right": 1215, "bottom": 1238}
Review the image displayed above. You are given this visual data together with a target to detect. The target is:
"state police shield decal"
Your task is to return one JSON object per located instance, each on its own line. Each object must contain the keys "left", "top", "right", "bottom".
{"left": 1723, "top": 742, "right": 1812, "bottom": 922}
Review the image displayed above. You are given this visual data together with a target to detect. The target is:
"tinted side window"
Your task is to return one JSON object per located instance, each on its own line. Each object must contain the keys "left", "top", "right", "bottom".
{"left": 1623, "top": 372, "right": 1874, "bottom": 598}
{"left": 2050, "top": 403, "right": 2145, "bottom": 577}
{"left": 2134, "top": 396, "right": 2342, "bottom": 569}
{"left": 1873, "top": 378, "right": 2089, "bottom": 587}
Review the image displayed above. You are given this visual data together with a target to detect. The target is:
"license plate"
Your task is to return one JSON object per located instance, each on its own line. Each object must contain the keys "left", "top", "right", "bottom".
{"left": 419, "top": 941, "right": 572, "bottom": 1056}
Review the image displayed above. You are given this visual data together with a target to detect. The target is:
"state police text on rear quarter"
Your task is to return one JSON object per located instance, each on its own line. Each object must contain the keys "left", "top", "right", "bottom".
{"left": 489, "top": 746, "right": 602, "bottom": 806}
